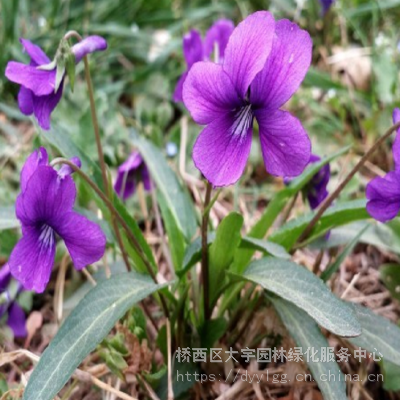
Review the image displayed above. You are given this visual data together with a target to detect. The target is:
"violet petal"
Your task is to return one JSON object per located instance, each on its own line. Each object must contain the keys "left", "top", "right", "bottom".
{"left": 20, "top": 38, "right": 50, "bottom": 66}
{"left": 320, "top": 0, "right": 335, "bottom": 15}
{"left": 223, "top": 11, "right": 275, "bottom": 98}
{"left": 250, "top": 19, "right": 312, "bottom": 110}
{"left": 7, "top": 302, "right": 27, "bottom": 338}
{"left": 18, "top": 86, "right": 34, "bottom": 115}
{"left": 193, "top": 111, "right": 253, "bottom": 187}
{"left": 118, "top": 152, "right": 143, "bottom": 172}
{"left": 16, "top": 166, "right": 76, "bottom": 226}
{"left": 366, "top": 171, "right": 400, "bottom": 222}
{"left": 8, "top": 226, "right": 56, "bottom": 293}
{"left": 20, "top": 147, "right": 49, "bottom": 193}
{"left": 183, "top": 30, "right": 203, "bottom": 68}
{"left": 5, "top": 62, "right": 56, "bottom": 97}
{"left": 114, "top": 170, "right": 136, "bottom": 199}
{"left": 172, "top": 71, "right": 188, "bottom": 103}
{"left": 203, "top": 19, "right": 235, "bottom": 60}
{"left": 72, "top": 35, "right": 108, "bottom": 64}
{"left": 392, "top": 108, "right": 400, "bottom": 171}
{"left": 141, "top": 164, "right": 152, "bottom": 192}
{"left": 183, "top": 62, "right": 241, "bottom": 125}
{"left": 256, "top": 109, "right": 311, "bottom": 177}
{"left": 32, "top": 84, "right": 64, "bottom": 130}
{"left": 58, "top": 156, "right": 82, "bottom": 179}
{"left": 0, "top": 264, "right": 12, "bottom": 290}
{"left": 56, "top": 212, "right": 106, "bottom": 270}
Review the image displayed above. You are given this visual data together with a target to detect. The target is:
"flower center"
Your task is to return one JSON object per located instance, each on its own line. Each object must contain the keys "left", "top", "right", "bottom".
{"left": 231, "top": 104, "right": 253, "bottom": 138}
{"left": 39, "top": 224, "right": 55, "bottom": 250}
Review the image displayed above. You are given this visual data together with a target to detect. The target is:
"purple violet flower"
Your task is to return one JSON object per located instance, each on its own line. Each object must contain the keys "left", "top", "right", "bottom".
{"left": 114, "top": 151, "right": 152, "bottom": 200}
{"left": 319, "top": 0, "right": 335, "bottom": 15}
{"left": 305, "top": 154, "right": 330, "bottom": 210}
{"left": 8, "top": 147, "right": 106, "bottom": 293}
{"left": 5, "top": 36, "right": 107, "bottom": 130}
{"left": 366, "top": 109, "right": 400, "bottom": 222}
{"left": 173, "top": 19, "right": 234, "bottom": 102}
{"left": 0, "top": 264, "right": 27, "bottom": 338}
{"left": 182, "top": 12, "right": 312, "bottom": 187}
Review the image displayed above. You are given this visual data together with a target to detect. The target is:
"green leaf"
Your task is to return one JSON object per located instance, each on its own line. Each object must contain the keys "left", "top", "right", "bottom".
{"left": 240, "top": 236, "right": 290, "bottom": 260}
{"left": 243, "top": 258, "right": 361, "bottom": 337}
{"left": 209, "top": 212, "right": 243, "bottom": 297}
{"left": 270, "top": 199, "right": 369, "bottom": 250}
{"left": 0, "top": 207, "right": 19, "bottom": 230}
{"left": 380, "top": 264, "right": 400, "bottom": 301}
{"left": 66, "top": 52, "right": 76, "bottom": 91}
{"left": 373, "top": 52, "right": 397, "bottom": 104}
{"left": 233, "top": 146, "right": 351, "bottom": 272}
{"left": 349, "top": 304, "right": 400, "bottom": 365}
{"left": 317, "top": 220, "right": 400, "bottom": 255}
{"left": 179, "top": 233, "right": 215, "bottom": 277}
{"left": 304, "top": 67, "right": 346, "bottom": 92}
{"left": 272, "top": 297, "right": 347, "bottom": 400}
{"left": 55, "top": 60, "right": 65, "bottom": 93}
{"left": 199, "top": 317, "right": 227, "bottom": 349}
{"left": 113, "top": 194, "right": 158, "bottom": 273}
{"left": 131, "top": 131, "right": 197, "bottom": 241}
{"left": 232, "top": 191, "right": 289, "bottom": 273}
{"left": 381, "top": 360, "right": 400, "bottom": 391}
{"left": 344, "top": 0, "right": 400, "bottom": 17}
{"left": 157, "top": 190, "right": 185, "bottom": 271}
{"left": 23, "top": 272, "right": 168, "bottom": 400}
{"left": 321, "top": 225, "right": 369, "bottom": 281}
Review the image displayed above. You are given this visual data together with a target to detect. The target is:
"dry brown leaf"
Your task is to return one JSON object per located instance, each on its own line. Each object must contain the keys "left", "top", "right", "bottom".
{"left": 24, "top": 311, "right": 43, "bottom": 348}
{"left": 0, "top": 349, "right": 39, "bottom": 368}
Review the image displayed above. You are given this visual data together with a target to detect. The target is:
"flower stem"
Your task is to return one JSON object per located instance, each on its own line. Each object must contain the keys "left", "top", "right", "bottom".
{"left": 296, "top": 121, "right": 400, "bottom": 245}
{"left": 280, "top": 191, "right": 299, "bottom": 225}
{"left": 201, "top": 181, "right": 212, "bottom": 321}
{"left": 64, "top": 30, "right": 83, "bottom": 41}
{"left": 80, "top": 46, "right": 131, "bottom": 273}
{"left": 82, "top": 56, "right": 108, "bottom": 194}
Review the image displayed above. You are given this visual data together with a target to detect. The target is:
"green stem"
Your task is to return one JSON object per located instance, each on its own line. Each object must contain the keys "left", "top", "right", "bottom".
{"left": 82, "top": 55, "right": 108, "bottom": 194}
{"left": 280, "top": 192, "right": 298, "bottom": 225}
{"left": 296, "top": 121, "right": 400, "bottom": 245}
{"left": 75, "top": 33, "right": 131, "bottom": 273}
{"left": 201, "top": 181, "right": 212, "bottom": 321}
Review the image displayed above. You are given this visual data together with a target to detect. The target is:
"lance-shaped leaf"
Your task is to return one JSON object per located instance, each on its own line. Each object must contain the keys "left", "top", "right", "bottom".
{"left": 348, "top": 304, "right": 400, "bottom": 366}
{"left": 269, "top": 199, "right": 369, "bottom": 250}
{"left": 243, "top": 258, "right": 361, "bottom": 337}
{"left": 272, "top": 296, "right": 347, "bottom": 400}
{"left": 240, "top": 237, "right": 290, "bottom": 260}
{"left": 23, "top": 272, "right": 168, "bottom": 400}
{"left": 131, "top": 131, "right": 197, "bottom": 241}
{"left": 209, "top": 212, "right": 243, "bottom": 300}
